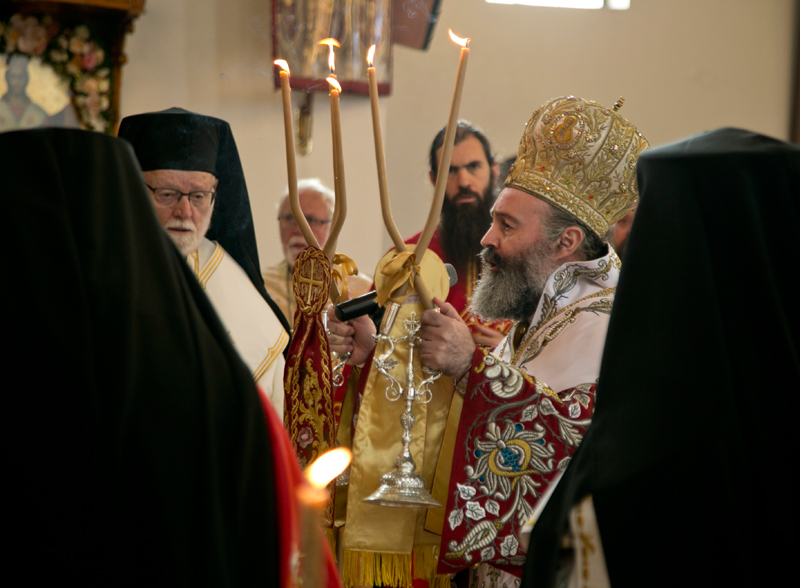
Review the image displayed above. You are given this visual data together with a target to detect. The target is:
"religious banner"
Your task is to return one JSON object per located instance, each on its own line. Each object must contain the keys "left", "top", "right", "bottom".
{"left": 284, "top": 246, "right": 336, "bottom": 523}
{"left": 272, "top": 0, "right": 392, "bottom": 95}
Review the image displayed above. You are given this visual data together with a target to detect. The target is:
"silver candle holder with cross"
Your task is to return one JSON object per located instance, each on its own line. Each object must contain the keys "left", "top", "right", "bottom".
{"left": 362, "top": 303, "right": 443, "bottom": 507}
{"left": 361, "top": 36, "right": 467, "bottom": 508}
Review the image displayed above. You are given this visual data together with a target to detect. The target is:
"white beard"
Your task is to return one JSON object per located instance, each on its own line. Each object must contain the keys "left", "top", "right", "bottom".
{"left": 165, "top": 215, "right": 211, "bottom": 258}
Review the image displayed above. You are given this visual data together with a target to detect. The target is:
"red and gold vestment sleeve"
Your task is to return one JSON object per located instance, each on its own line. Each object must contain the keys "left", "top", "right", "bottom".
{"left": 437, "top": 347, "right": 596, "bottom": 577}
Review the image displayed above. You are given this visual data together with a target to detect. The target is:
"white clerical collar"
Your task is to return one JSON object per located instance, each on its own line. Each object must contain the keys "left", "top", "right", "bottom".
{"left": 528, "top": 246, "right": 621, "bottom": 331}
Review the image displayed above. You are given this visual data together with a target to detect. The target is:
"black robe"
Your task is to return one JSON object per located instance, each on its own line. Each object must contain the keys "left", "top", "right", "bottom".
{"left": 3, "top": 128, "right": 282, "bottom": 586}
{"left": 523, "top": 128, "right": 800, "bottom": 588}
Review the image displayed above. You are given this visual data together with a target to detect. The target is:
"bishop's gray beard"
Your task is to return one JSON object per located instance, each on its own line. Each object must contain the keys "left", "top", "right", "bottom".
{"left": 470, "top": 240, "right": 561, "bottom": 322}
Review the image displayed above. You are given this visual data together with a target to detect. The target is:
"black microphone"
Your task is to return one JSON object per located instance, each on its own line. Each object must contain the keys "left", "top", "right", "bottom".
{"left": 335, "top": 291, "right": 379, "bottom": 322}
{"left": 334, "top": 263, "right": 458, "bottom": 322}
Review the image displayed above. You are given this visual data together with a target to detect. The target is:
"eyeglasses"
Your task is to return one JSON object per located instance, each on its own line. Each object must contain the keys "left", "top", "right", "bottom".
{"left": 145, "top": 184, "right": 216, "bottom": 210}
{"left": 278, "top": 213, "right": 332, "bottom": 229}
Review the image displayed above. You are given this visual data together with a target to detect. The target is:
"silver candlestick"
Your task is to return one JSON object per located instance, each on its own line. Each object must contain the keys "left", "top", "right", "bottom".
{"left": 363, "top": 303, "right": 442, "bottom": 508}
{"left": 324, "top": 311, "right": 351, "bottom": 387}
{"left": 331, "top": 351, "right": 351, "bottom": 387}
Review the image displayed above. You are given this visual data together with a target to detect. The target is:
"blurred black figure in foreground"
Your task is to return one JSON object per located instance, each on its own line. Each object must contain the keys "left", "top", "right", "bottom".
{"left": 523, "top": 128, "right": 799, "bottom": 588}
{"left": 3, "top": 128, "right": 290, "bottom": 586}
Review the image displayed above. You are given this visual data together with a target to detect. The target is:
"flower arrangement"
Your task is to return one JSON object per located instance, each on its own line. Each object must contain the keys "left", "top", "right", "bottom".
{"left": 1, "top": 13, "right": 112, "bottom": 132}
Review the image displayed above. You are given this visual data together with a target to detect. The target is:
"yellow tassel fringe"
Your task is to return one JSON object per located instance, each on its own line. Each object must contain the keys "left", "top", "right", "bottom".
{"left": 341, "top": 546, "right": 451, "bottom": 588}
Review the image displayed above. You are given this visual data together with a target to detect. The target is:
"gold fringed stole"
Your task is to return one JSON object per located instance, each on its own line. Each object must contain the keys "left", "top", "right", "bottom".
{"left": 341, "top": 546, "right": 452, "bottom": 588}
{"left": 342, "top": 246, "right": 452, "bottom": 576}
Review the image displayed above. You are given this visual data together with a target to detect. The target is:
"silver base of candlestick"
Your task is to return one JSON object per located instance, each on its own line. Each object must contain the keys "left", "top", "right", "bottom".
{"left": 363, "top": 469, "right": 442, "bottom": 508}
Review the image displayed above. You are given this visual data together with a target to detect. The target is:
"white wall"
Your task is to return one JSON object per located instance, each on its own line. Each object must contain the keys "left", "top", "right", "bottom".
{"left": 121, "top": 0, "right": 795, "bottom": 276}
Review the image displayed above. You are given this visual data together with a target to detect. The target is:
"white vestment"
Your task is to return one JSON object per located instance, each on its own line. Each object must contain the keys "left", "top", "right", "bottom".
{"left": 188, "top": 239, "right": 289, "bottom": 417}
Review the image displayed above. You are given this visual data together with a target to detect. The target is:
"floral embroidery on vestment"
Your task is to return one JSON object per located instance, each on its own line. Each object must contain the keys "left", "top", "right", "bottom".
{"left": 439, "top": 349, "right": 596, "bottom": 573}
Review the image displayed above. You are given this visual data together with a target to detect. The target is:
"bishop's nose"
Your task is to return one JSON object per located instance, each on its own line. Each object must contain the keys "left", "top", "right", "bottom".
{"left": 481, "top": 225, "right": 499, "bottom": 249}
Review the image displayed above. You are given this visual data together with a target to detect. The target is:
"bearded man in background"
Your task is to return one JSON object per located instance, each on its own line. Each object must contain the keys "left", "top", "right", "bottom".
{"left": 404, "top": 120, "right": 513, "bottom": 345}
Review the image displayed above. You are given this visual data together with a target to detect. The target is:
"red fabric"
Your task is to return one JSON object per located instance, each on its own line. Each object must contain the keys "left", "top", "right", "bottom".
{"left": 283, "top": 295, "right": 335, "bottom": 469}
{"left": 283, "top": 247, "right": 337, "bottom": 525}
{"left": 283, "top": 249, "right": 334, "bottom": 452}
{"left": 258, "top": 387, "right": 342, "bottom": 588}
{"left": 436, "top": 348, "right": 596, "bottom": 577}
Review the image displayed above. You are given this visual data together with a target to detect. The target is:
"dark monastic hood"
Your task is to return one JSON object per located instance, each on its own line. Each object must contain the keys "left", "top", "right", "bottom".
{"left": 524, "top": 128, "right": 800, "bottom": 587}
{"left": 119, "top": 107, "right": 291, "bottom": 334}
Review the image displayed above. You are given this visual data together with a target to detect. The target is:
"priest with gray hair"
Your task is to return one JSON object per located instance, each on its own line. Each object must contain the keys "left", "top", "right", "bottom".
{"left": 263, "top": 178, "right": 372, "bottom": 326}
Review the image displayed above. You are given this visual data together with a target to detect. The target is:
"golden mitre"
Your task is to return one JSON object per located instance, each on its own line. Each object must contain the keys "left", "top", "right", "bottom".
{"left": 505, "top": 95, "right": 650, "bottom": 237}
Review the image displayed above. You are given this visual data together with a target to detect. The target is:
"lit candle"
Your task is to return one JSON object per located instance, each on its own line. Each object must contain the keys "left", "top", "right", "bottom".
{"left": 325, "top": 75, "right": 347, "bottom": 263}
{"left": 274, "top": 59, "right": 320, "bottom": 249}
{"left": 318, "top": 39, "right": 347, "bottom": 266}
{"left": 297, "top": 448, "right": 352, "bottom": 588}
{"left": 367, "top": 45, "right": 434, "bottom": 308}
{"left": 415, "top": 30, "right": 471, "bottom": 265}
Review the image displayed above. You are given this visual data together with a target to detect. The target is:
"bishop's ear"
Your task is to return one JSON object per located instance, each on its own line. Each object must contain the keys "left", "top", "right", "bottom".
{"left": 555, "top": 226, "right": 584, "bottom": 261}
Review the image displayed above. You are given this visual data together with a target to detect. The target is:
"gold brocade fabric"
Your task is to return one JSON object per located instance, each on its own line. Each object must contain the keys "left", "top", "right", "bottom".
{"left": 343, "top": 246, "right": 452, "bottom": 582}
{"left": 424, "top": 391, "right": 465, "bottom": 537}
{"left": 506, "top": 96, "right": 650, "bottom": 237}
{"left": 284, "top": 247, "right": 334, "bottom": 477}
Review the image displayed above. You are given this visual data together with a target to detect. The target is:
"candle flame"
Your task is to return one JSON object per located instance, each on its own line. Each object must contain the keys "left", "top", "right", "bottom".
{"left": 367, "top": 44, "right": 376, "bottom": 67}
{"left": 305, "top": 448, "right": 352, "bottom": 489}
{"left": 326, "top": 76, "right": 342, "bottom": 93}
{"left": 318, "top": 38, "right": 341, "bottom": 72}
{"left": 273, "top": 59, "right": 290, "bottom": 75}
{"left": 448, "top": 29, "right": 470, "bottom": 48}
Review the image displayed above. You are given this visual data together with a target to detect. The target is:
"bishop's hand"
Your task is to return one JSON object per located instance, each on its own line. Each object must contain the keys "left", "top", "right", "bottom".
{"left": 326, "top": 304, "right": 377, "bottom": 366}
{"left": 471, "top": 322, "right": 506, "bottom": 347}
{"left": 419, "top": 297, "right": 475, "bottom": 380}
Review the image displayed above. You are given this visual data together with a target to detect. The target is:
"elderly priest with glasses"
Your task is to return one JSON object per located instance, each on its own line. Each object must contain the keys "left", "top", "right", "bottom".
{"left": 119, "top": 108, "right": 291, "bottom": 416}
{"left": 263, "top": 178, "right": 372, "bottom": 326}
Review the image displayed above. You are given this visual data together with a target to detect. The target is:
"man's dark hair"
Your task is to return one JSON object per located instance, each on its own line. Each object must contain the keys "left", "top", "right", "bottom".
{"left": 429, "top": 120, "right": 494, "bottom": 179}
{"left": 542, "top": 205, "right": 608, "bottom": 261}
